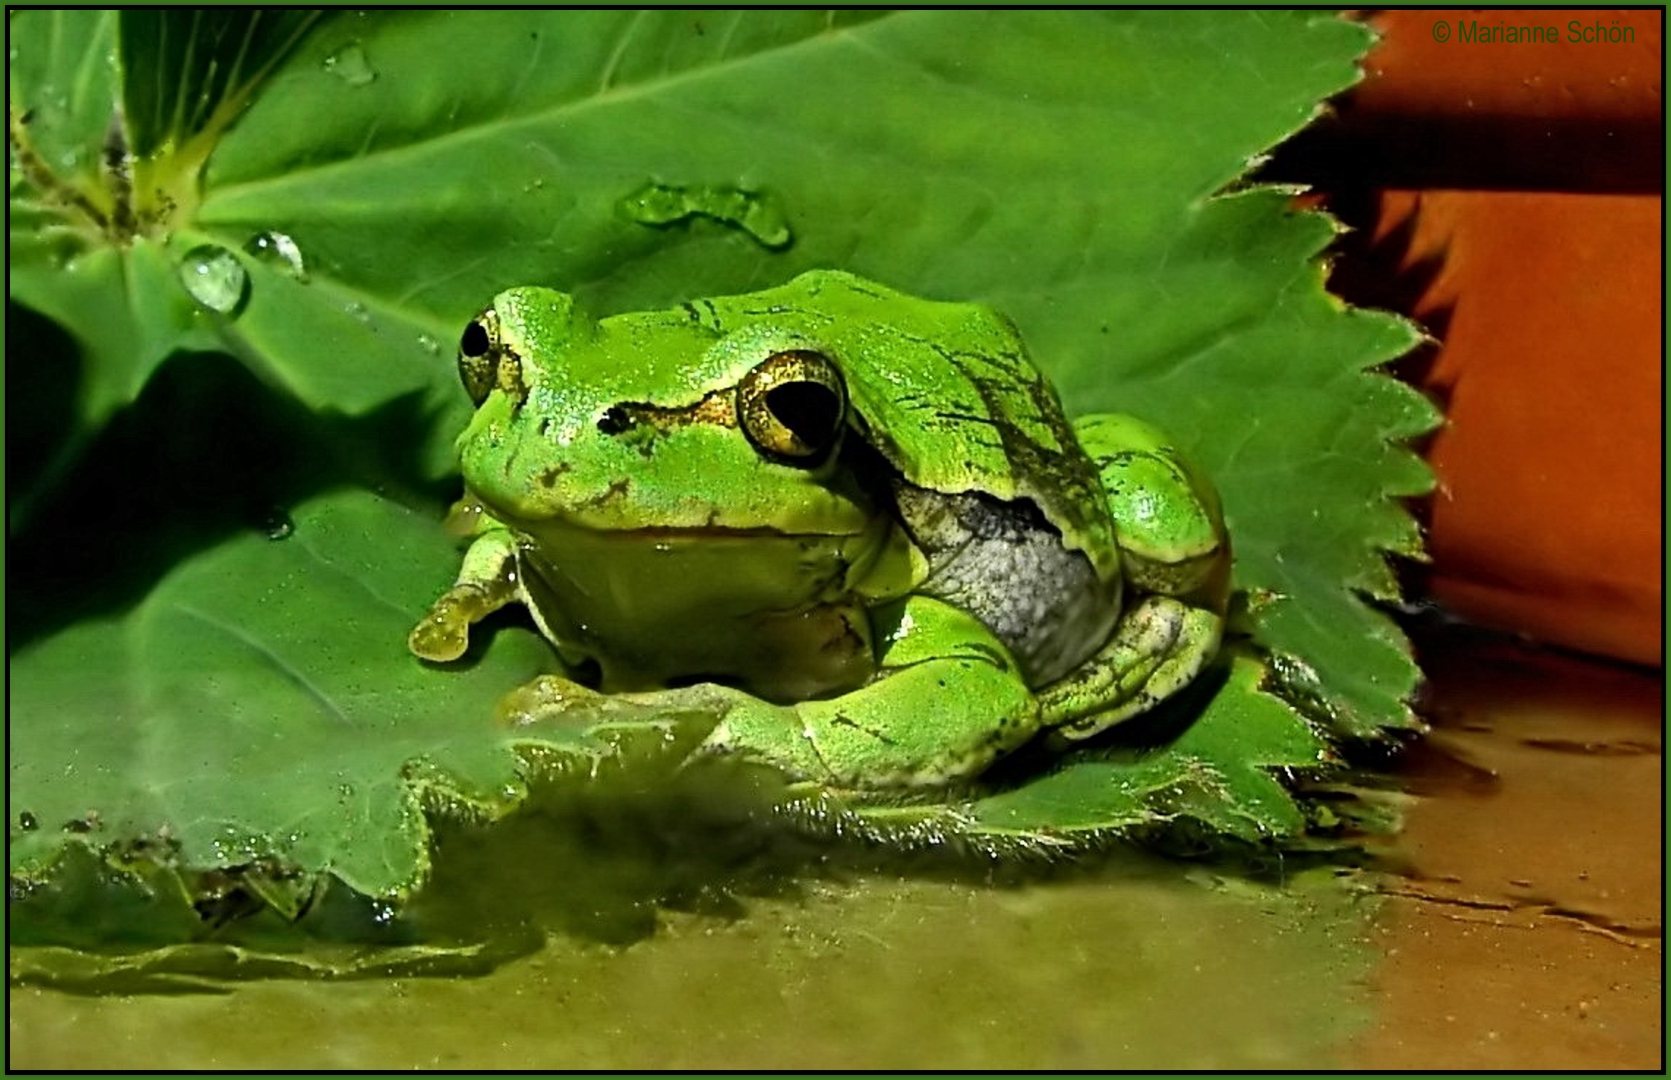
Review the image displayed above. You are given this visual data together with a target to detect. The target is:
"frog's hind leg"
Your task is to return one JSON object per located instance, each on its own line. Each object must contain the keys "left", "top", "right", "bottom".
{"left": 701, "top": 595, "right": 1042, "bottom": 788}
{"left": 1038, "top": 595, "right": 1224, "bottom": 738}
{"left": 1039, "top": 414, "right": 1230, "bottom": 740}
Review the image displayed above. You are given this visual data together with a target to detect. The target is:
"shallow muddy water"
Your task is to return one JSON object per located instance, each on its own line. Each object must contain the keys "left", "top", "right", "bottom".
{"left": 9, "top": 628, "right": 1662, "bottom": 1069}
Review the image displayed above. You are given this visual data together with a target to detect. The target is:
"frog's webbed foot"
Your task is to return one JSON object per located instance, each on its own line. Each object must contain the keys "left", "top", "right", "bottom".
{"left": 497, "top": 673, "right": 611, "bottom": 724}
{"left": 500, "top": 675, "right": 813, "bottom": 783}
{"left": 408, "top": 525, "right": 520, "bottom": 661}
{"left": 1037, "top": 594, "right": 1223, "bottom": 739}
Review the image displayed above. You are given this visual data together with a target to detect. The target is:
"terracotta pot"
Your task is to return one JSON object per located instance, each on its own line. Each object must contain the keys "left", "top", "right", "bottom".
{"left": 1272, "top": 10, "right": 1663, "bottom": 667}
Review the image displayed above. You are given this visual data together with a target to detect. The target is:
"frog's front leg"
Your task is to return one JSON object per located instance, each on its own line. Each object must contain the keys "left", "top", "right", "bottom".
{"left": 1040, "top": 414, "right": 1230, "bottom": 740}
{"left": 408, "top": 504, "right": 521, "bottom": 662}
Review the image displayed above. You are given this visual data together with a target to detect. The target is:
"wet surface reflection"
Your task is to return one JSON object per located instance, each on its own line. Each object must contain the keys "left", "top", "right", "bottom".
{"left": 1351, "top": 626, "right": 1662, "bottom": 1069}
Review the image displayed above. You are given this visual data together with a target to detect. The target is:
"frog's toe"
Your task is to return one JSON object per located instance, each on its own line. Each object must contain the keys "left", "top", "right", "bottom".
{"left": 1039, "top": 595, "right": 1222, "bottom": 739}
{"left": 409, "top": 580, "right": 513, "bottom": 662}
{"left": 496, "top": 675, "right": 609, "bottom": 728}
{"left": 408, "top": 613, "right": 469, "bottom": 662}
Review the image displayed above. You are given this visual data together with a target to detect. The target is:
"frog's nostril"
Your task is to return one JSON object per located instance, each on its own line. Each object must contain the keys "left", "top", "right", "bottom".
{"left": 597, "top": 406, "right": 634, "bottom": 435}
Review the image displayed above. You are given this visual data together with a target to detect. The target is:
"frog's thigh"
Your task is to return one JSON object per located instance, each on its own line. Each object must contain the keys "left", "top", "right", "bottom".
{"left": 408, "top": 524, "right": 520, "bottom": 661}
{"left": 704, "top": 596, "right": 1040, "bottom": 787}
{"left": 1073, "top": 412, "right": 1223, "bottom": 595}
{"left": 1042, "top": 413, "right": 1228, "bottom": 738}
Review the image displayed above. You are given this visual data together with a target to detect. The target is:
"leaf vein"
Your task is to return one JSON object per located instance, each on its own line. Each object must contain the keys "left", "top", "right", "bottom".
{"left": 173, "top": 602, "right": 354, "bottom": 726}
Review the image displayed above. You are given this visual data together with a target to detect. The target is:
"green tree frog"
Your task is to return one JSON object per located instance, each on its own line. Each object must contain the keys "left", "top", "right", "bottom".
{"left": 411, "top": 271, "right": 1229, "bottom": 788}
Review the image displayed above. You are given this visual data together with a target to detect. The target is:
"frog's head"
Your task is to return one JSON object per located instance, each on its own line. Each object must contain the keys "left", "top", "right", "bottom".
{"left": 452, "top": 285, "right": 876, "bottom": 538}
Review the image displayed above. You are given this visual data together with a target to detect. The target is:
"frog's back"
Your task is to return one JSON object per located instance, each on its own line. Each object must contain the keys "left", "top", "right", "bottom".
{"left": 705, "top": 271, "right": 1120, "bottom": 582}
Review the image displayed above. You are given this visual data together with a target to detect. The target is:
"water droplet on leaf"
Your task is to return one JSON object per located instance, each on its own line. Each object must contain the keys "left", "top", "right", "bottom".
{"left": 243, "top": 230, "right": 309, "bottom": 282}
{"left": 344, "top": 300, "right": 371, "bottom": 323}
{"left": 258, "top": 506, "right": 295, "bottom": 540}
{"left": 323, "top": 43, "right": 377, "bottom": 87}
{"left": 178, "top": 245, "right": 250, "bottom": 316}
{"left": 416, "top": 333, "right": 441, "bottom": 356}
{"left": 618, "top": 181, "right": 793, "bottom": 251}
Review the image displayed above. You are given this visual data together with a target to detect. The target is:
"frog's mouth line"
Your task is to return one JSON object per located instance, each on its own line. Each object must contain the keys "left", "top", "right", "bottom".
{"left": 471, "top": 488, "right": 872, "bottom": 543}
{"left": 497, "top": 507, "right": 870, "bottom": 544}
{"left": 576, "top": 523, "right": 865, "bottom": 542}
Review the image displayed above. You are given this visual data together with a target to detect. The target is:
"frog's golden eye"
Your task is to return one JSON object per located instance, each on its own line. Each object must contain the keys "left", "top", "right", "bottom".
{"left": 737, "top": 350, "right": 847, "bottom": 465}
{"left": 457, "top": 307, "right": 526, "bottom": 406}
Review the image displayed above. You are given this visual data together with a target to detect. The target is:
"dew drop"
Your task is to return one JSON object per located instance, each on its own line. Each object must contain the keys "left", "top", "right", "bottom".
{"left": 621, "top": 182, "right": 687, "bottom": 223}
{"left": 323, "top": 43, "right": 377, "bottom": 87}
{"left": 257, "top": 506, "right": 295, "bottom": 541}
{"left": 416, "top": 332, "right": 441, "bottom": 357}
{"left": 617, "top": 181, "right": 793, "bottom": 251}
{"left": 344, "top": 300, "right": 371, "bottom": 323}
{"left": 178, "top": 244, "right": 250, "bottom": 316}
{"left": 243, "top": 230, "right": 309, "bottom": 282}
{"left": 17, "top": 810, "right": 38, "bottom": 831}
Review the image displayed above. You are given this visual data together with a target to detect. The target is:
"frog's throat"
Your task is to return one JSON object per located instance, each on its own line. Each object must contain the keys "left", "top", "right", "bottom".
{"left": 505, "top": 510, "right": 900, "bottom": 609}
{"left": 509, "top": 517, "right": 896, "bottom": 701}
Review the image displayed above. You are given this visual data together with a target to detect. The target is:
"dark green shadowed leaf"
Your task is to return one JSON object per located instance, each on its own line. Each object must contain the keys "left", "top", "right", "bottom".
{"left": 117, "top": 10, "right": 322, "bottom": 159}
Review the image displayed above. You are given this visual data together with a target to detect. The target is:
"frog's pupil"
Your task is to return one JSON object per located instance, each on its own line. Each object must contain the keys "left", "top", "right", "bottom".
{"left": 766, "top": 382, "right": 842, "bottom": 453}
{"left": 460, "top": 321, "right": 491, "bottom": 358}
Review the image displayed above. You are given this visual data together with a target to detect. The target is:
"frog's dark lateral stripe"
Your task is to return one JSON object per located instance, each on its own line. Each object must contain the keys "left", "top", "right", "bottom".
{"left": 948, "top": 347, "right": 1117, "bottom": 580}
{"left": 932, "top": 410, "right": 1005, "bottom": 428}
{"left": 601, "top": 388, "right": 738, "bottom": 436}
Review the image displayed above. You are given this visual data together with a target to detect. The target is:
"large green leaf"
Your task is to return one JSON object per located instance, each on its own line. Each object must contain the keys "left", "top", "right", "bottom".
{"left": 8, "top": 11, "right": 1434, "bottom": 928}
{"left": 8, "top": 490, "right": 559, "bottom": 899}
